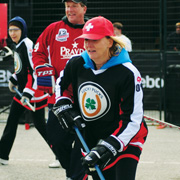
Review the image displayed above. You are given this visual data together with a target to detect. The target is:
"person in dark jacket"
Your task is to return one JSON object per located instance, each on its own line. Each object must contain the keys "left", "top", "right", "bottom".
{"left": 0, "top": 16, "right": 49, "bottom": 165}
{"left": 167, "top": 22, "right": 180, "bottom": 51}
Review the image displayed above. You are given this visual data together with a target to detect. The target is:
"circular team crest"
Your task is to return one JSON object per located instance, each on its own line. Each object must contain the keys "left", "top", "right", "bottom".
{"left": 14, "top": 52, "right": 22, "bottom": 74}
{"left": 78, "top": 82, "right": 111, "bottom": 121}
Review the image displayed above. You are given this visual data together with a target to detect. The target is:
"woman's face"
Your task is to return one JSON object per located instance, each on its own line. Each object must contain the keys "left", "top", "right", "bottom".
{"left": 9, "top": 25, "right": 22, "bottom": 44}
{"left": 84, "top": 37, "right": 113, "bottom": 69}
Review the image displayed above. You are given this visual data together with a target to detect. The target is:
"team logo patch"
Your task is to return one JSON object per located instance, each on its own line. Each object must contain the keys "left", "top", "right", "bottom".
{"left": 136, "top": 76, "right": 142, "bottom": 92}
{"left": 14, "top": 52, "right": 22, "bottom": 74}
{"left": 136, "top": 84, "right": 141, "bottom": 92}
{"left": 28, "top": 48, "right": 33, "bottom": 57}
{"left": 78, "top": 82, "right": 111, "bottom": 121}
{"left": 56, "top": 28, "right": 69, "bottom": 42}
{"left": 137, "top": 76, "right": 141, "bottom": 83}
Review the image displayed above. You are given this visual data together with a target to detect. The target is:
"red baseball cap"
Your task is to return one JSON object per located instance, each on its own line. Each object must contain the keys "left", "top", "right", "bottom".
{"left": 75, "top": 16, "right": 124, "bottom": 45}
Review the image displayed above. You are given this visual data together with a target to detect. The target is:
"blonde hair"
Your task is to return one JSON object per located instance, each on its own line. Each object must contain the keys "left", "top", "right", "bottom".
{"left": 108, "top": 37, "right": 125, "bottom": 57}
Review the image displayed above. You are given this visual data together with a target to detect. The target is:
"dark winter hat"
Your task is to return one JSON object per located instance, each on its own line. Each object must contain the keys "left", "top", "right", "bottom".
{"left": 62, "top": 0, "right": 87, "bottom": 6}
{"left": 9, "top": 16, "right": 27, "bottom": 41}
{"left": 9, "top": 21, "right": 23, "bottom": 31}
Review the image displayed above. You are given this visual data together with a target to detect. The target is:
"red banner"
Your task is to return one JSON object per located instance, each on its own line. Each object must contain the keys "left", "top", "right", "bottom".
{"left": 0, "top": 3, "right": 7, "bottom": 40}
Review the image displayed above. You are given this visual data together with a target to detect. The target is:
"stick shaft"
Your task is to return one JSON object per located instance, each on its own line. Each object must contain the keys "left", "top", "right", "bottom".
{"left": 73, "top": 126, "right": 105, "bottom": 180}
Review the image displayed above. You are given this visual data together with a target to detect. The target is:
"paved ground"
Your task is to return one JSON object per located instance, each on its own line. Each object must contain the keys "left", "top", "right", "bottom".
{"left": 0, "top": 122, "right": 180, "bottom": 180}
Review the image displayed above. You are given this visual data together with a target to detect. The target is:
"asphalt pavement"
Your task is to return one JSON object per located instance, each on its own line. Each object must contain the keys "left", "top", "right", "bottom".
{"left": 0, "top": 122, "right": 180, "bottom": 180}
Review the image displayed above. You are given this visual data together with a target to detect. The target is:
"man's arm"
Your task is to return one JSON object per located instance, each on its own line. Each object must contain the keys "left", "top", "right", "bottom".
{"left": 32, "top": 29, "right": 50, "bottom": 68}
{"left": 32, "top": 25, "right": 56, "bottom": 94}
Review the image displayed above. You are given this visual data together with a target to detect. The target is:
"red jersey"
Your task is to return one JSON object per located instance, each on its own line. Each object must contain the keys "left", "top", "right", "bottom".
{"left": 32, "top": 16, "right": 86, "bottom": 103}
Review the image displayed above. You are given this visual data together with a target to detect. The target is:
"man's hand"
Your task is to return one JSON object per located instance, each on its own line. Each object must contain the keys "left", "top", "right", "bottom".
{"left": 82, "top": 136, "right": 121, "bottom": 174}
{"left": 35, "top": 64, "right": 55, "bottom": 94}
{"left": 52, "top": 98, "right": 86, "bottom": 133}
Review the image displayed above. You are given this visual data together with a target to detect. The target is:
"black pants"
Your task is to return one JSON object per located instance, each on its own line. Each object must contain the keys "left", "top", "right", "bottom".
{"left": 92, "top": 158, "right": 138, "bottom": 180}
{"left": 46, "top": 104, "right": 85, "bottom": 179}
{"left": 0, "top": 99, "right": 47, "bottom": 160}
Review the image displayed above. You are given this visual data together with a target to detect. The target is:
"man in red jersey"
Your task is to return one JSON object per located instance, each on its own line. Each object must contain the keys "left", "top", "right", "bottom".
{"left": 32, "top": 0, "right": 88, "bottom": 179}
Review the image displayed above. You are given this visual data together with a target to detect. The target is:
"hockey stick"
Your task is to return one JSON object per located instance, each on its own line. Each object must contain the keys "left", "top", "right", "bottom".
{"left": 144, "top": 115, "right": 180, "bottom": 130}
{"left": 13, "top": 87, "right": 36, "bottom": 112}
{"left": 73, "top": 125, "right": 105, "bottom": 180}
{"left": 0, "top": 105, "right": 10, "bottom": 114}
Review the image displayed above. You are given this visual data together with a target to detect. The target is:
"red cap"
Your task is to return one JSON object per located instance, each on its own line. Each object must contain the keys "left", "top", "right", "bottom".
{"left": 76, "top": 16, "right": 115, "bottom": 40}
{"left": 75, "top": 16, "right": 125, "bottom": 47}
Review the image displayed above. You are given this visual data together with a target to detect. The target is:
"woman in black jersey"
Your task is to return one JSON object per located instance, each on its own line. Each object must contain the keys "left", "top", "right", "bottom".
{"left": 53, "top": 16, "right": 148, "bottom": 180}
{"left": 0, "top": 16, "right": 49, "bottom": 165}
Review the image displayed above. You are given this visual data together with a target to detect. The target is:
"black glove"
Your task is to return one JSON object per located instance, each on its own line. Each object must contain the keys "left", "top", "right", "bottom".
{"left": 82, "top": 136, "right": 121, "bottom": 174}
{"left": 52, "top": 98, "right": 86, "bottom": 133}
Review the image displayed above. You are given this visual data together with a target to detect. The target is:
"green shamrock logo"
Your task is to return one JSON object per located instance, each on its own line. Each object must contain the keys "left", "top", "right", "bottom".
{"left": 85, "top": 98, "right": 96, "bottom": 110}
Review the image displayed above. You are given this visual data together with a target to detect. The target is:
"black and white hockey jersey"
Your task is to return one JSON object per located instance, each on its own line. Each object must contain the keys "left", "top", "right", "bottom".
{"left": 55, "top": 48, "right": 148, "bottom": 166}
{"left": 9, "top": 16, "right": 48, "bottom": 110}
